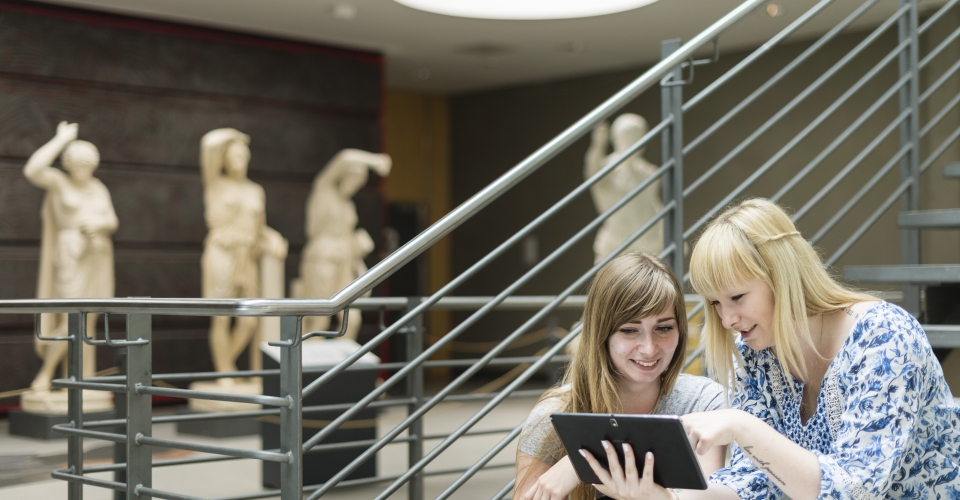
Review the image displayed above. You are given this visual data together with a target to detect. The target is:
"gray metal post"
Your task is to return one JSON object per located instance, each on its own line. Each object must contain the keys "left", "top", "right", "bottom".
{"left": 899, "top": 0, "right": 922, "bottom": 316}
{"left": 405, "top": 297, "right": 425, "bottom": 500}
{"left": 661, "top": 39, "right": 686, "bottom": 279}
{"left": 113, "top": 352, "right": 127, "bottom": 500}
{"left": 126, "top": 313, "right": 152, "bottom": 499}
{"left": 279, "top": 316, "right": 303, "bottom": 500}
{"left": 67, "top": 313, "right": 83, "bottom": 500}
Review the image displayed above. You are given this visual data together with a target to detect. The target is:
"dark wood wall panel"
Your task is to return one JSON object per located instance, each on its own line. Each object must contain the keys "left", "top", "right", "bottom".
{"left": 0, "top": 4, "right": 380, "bottom": 110}
{"left": 0, "top": 1, "right": 384, "bottom": 402}
{"left": 0, "top": 79, "right": 379, "bottom": 173}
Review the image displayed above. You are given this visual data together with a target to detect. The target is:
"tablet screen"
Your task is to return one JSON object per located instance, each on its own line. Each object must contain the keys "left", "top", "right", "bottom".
{"left": 550, "top": 413, "right": 707, "bottom": 490}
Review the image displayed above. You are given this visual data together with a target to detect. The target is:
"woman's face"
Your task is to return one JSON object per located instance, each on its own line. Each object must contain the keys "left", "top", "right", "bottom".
{"left": 607, "top": 306, "right": 679, "bottom": 389}
{"left": 704, "top": 279, "right": 776, "bottom": 350}
{"left": 224, "top": 140, "right": 250, "bottom": 178}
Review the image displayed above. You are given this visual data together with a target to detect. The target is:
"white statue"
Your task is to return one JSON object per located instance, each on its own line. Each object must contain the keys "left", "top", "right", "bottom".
{"left": 293, "top": 149, "right": 391, "bottom": 341}
{"left": 585, "top": 114, "right": 664, "bottom": 264}
{"left": 22, "top": 121, "right": 116, "bottom": 414}
{"left": 197, "top": 128, "right": 287, "bottom": 403}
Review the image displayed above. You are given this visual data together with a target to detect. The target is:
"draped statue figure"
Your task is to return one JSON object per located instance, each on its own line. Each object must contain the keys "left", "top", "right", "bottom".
{"left": 293, "top": 149, "right": 391, "bottom": 341}
{"left": 585, "top": 113, "right": 663, "bottom": 264}
{"left": 199, "top": 128, "right": 287, "bottom": 392}
{"left": 22, "top": 121, "right": 116, "bottom": 414}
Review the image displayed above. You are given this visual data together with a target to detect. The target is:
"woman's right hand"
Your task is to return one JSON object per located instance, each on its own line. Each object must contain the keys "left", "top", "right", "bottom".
{"left": 522, "top": 455, "right": 581, "bottom": 500}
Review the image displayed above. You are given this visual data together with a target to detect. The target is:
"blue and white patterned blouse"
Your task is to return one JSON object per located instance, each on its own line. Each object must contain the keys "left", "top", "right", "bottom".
{"left": 709, "top": 301, "right": 960, "bottom": 499}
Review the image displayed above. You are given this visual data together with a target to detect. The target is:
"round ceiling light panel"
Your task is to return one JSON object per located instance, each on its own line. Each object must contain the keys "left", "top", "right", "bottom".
{"left": 393, "top": 0, "right": 661, "bottom": 20}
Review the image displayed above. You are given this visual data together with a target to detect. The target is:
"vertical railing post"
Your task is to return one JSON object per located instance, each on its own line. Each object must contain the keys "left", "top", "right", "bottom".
{"left": 113, "top": 352, "right": 127, "bottom": 500}
{"left": 67, "top": 313, "right": 83, "bottom": 500}
{"left": 279, "top": 316, "right": 303, "bottom": 500}
{"left": 126, "top": 313, "right": 152, "bottom": 499}
{"left": 661, "top": 38, "right": 686, "bottom": 279}
{"left": 899, "top": 0, "right": 922, "bottom": 317}
{"left": 405, "top": 297, "right": 425, "bottom": 500}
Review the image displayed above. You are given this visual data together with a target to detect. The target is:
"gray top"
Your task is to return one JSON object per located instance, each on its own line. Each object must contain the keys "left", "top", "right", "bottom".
{"left": 518, "top": 374, "right": 727, "bottom": 465}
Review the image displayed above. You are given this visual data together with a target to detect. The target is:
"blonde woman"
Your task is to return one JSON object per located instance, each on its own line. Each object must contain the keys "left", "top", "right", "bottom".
{"left": 515, "top": 252, "right": 725, "bottom": 500}
{"left": 588, "top": 198, "right": 960, "bottom": 499}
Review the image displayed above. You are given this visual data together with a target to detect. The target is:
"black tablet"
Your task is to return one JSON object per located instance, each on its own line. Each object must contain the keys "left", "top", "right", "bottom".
{"left": 550, "top": 413, "right": 707, "bottom": 490}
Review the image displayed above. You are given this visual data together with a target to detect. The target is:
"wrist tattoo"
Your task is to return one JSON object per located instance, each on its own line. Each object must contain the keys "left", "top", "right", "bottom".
{"left": 741, "top": 446, "right": 787, "bottom": 486}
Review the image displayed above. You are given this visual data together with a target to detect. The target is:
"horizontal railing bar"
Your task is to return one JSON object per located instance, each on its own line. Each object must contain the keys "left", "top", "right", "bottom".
{"left": 423, "top": 427, "right": 518, "bottom": 440}
{"left": 792, "top": 108, "right": 911, "bottom": 222}
{"left": 437, "top": 424, "right": 525, "bottom": 499}
{"left": 919, "top": 0, "right": 959, "bottom": 35}
{"left": 683, "top": 0, "right": 838, "bottom": 111}
{"left": 772, "top": 75, "right": 909, "bottom": 202}
{"left": 919, "top": 56, "right": 960, "bottom": 103}
{"left": 51, "top": 469, "right": 125, "bottom": 492}
{"left": 921, "top": 91, "right": 960, "bottom": 138}
{"left": 810, "top": 145, "right": 911, "bottom": 244}
{"left": 686, "top": 39, "right": 909, "bottom": 239}
{"left": 424, "top": 356, "right": 570, "bottom": 369}
{"left": 51, "top": 379, "right": 128, "bottom": 393}
{"left": 918, "top": 23, "right": 960, "bottom": 70}
{"left": 134, "top": 486, "right": 205, "bottom": 500}
{"left": 136, "top": 434, "right": 291, "bottom": 463}
{"left": 825, "top": 179, "right": 913, "bottom": 267}
{"left": 441, "top": 389, "right": 549, "bottom": 403}
{"left": 136, "top": 385, "right": 289, "bottom": 407}
{"left": 683, "top": 4, "right": 907, "bottom": 197}
{"left": 374, "top": 322, "right": 583, "bottom": 499}
{"left": 682, "top": 0, "right": 882, "bottom": 153}
{"left": 52, "top": 424, "right": 127, "bottom": 443}
{"left": 302, "top": 200, "right": 672, "bottom": 458}
{"left": 920, "top": 123, "right": 960, "bottom": 173}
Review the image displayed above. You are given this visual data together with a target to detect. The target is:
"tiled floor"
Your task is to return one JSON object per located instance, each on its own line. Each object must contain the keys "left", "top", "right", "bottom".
{"left": 0, "top": 395, "right": 538, "bottom": 500}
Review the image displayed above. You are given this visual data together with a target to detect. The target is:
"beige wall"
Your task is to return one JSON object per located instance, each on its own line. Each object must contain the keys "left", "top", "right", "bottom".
{"left": 383, "top": 91, "right": 453, "bottom": 373}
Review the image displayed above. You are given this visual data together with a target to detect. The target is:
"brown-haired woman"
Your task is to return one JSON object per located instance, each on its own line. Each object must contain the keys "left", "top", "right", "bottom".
{"left": 514, "top": 252, "right": 726, "bottom": 500}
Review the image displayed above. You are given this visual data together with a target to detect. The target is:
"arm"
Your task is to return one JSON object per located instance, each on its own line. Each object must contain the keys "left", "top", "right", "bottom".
{"left": 320, "top": 149, "right": 392, "bottom": 181}
{"left": 514, "top": 453, "right": 580, "bottom": 500}
{"left": 24, "top": 121, "right": 76, "bottom": 189}
{"left": 584, "top": 122, "right": 609, "bottom": 180}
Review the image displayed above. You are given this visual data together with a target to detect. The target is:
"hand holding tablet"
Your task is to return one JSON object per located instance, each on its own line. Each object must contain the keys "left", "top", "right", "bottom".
{"left": 550, "top": 413, "right": 707, "bottom": 490}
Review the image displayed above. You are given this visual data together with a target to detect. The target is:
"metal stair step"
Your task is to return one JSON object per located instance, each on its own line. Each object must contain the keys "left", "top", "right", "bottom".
{"left": 943, "top": 162, "right": 960, "bottom": 178}
{"left": 922, "top": 325, "right": 960, "bottom": 348}
{"left": 843, "top": 265, "right": 960, "bottom": 284}
{"left": 898, "top": 209, "right": 960, "bottom": 228}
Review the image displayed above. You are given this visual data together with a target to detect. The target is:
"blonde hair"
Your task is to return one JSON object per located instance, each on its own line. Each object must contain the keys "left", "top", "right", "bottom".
{"left": 689, "top": 198, "right": 874, "bottom": 388}
{"left": 524, "top": 252, "right": 688, "bottom": 500}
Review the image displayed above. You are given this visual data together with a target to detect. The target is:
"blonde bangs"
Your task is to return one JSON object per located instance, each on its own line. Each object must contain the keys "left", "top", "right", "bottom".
{"left": 690, "top": 223, "right": 767, "bottom": 297}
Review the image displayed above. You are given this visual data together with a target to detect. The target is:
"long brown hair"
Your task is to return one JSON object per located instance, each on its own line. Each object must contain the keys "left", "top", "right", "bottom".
{"left": 525, "top": 252, "right": 688, "bottom": 500}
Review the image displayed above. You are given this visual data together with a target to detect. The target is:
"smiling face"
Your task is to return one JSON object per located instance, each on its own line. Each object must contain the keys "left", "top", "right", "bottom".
{"left": 607, "top": 306, "right": 679, "bottom": 389}
{"left": 704, "top": 279, "right": 776, "bottom": 350}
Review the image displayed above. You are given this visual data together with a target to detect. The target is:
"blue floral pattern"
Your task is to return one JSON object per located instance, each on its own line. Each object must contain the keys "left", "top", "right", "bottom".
{"left": 709, "top": 302, "right": 960, "bottom": 499}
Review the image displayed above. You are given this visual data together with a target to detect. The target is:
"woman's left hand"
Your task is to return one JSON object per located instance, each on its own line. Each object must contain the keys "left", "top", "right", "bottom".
{"left": 580, "top": 440, "right": 675, "bottom": 500}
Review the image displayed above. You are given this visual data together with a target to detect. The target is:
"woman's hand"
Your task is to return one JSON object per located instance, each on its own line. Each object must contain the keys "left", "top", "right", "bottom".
{"left": 681, "top": 410, "right": 745, "bottom": 456}
{"left": 522, "top": 455, "right": 581, "bottom": 500}
{"left": 580, "top": 441, "right": 674, "bottom": 500}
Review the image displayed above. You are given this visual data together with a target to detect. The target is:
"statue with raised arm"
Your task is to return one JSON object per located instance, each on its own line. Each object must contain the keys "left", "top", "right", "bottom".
{"left": 293, "top": 149, "right": 391, "bottom": 341}
{"left": 22, "top": 121, "right": 116, "bottom": 414}
{"left": 584, "top": 113, "right": 663, "bottom": 264}
{"left": 198, "top": 128, "right": 287, "bottom": 397}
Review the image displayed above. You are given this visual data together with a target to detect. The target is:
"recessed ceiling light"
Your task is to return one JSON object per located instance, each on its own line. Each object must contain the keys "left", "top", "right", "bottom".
{"left": 331, "top": 3, "right": 358, "bottom": 19}
{"left": 393, "top": 0, "right": 660, "bottom": 20}
{"left": 766, "top": 3, "right": 783, "bottom": 17}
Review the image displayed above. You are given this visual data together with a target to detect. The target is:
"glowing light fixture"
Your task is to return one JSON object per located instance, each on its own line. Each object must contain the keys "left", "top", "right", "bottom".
{"left": 393, "top": 0, "right": 661, "bottom": 20}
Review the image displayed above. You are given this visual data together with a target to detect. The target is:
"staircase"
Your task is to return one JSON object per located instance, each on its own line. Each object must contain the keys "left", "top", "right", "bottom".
{"left": 0, "top": 0, "right": 956, "bottom": 499}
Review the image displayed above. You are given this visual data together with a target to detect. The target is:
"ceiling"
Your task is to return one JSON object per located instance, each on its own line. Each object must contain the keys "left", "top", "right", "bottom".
{"left": 37, "top": 0, "right": 941, "bottom": 94}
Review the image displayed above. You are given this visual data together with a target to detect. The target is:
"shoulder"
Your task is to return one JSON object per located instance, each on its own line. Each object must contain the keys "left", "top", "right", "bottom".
{"left": 844, "top": 301, "right": 926, "bottom": 351}
{"left": 661, "top": 374, "right": 727, "bottom": 413}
